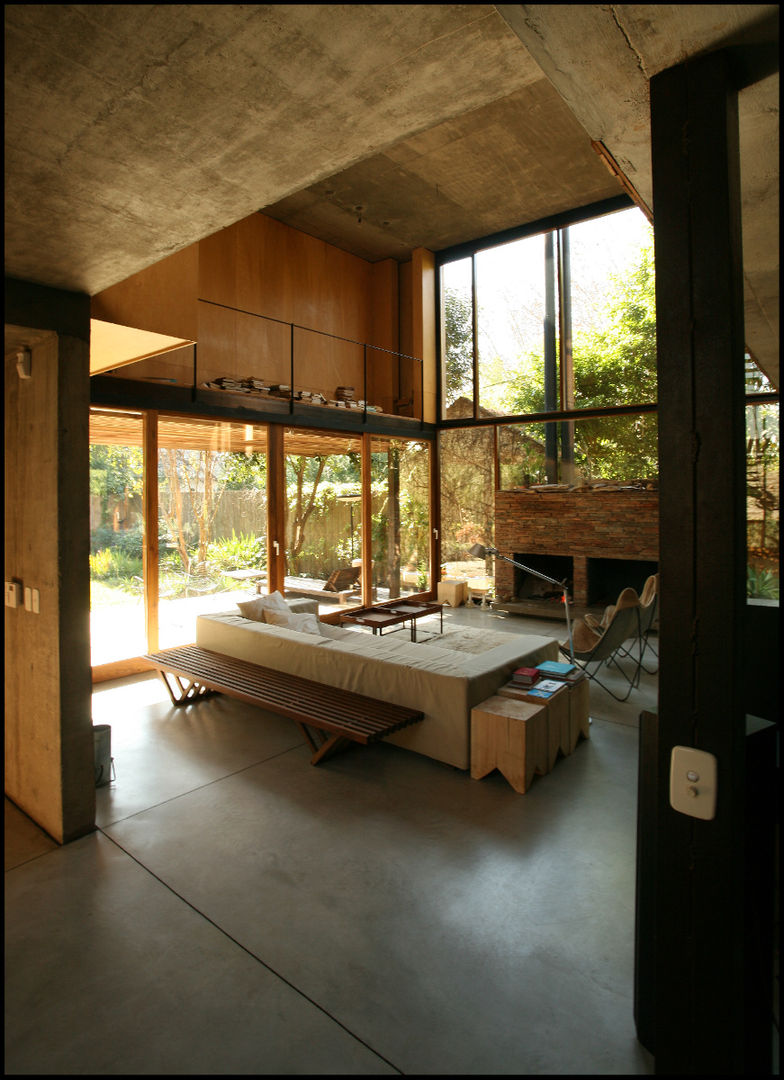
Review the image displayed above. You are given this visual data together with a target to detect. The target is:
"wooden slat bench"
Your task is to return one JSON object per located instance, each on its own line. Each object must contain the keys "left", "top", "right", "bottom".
{"left": 144, "top": 645, "right": 423, "bottom": 766}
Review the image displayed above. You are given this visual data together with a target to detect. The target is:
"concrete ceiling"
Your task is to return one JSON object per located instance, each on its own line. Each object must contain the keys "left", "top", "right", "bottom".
{"left": 4, "top": 4, "right": 779, "bottom": 385}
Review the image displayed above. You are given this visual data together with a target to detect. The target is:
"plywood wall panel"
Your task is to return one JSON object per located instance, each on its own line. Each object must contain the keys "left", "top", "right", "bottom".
{"left": 91, "top": 245, "right": 199, "bottom": 340}
{"left": 368, "top": 260, "right": 399, "bottom": 414}
{"left": 199, "top": 213, "right": 374, "bottom": 342}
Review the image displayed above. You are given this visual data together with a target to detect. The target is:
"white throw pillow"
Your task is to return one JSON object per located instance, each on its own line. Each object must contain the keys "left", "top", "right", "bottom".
{"left": 263, "top": 609, "right": 323, "bottom": 636}
{"left": 237, "top": 590, "right": 289, "bottom": 622}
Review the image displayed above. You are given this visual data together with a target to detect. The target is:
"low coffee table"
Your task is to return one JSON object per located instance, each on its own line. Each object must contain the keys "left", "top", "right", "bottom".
{"left": 340, "top": 600, "right": 443, "bottom": 642}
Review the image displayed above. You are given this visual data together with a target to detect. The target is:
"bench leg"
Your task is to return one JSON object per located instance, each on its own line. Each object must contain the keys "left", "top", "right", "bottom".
{"left": 296, "top": 722, "right": 354, "bottom": 765}
{"left": 157, "top": 669, "right": 215, "bottom": 706}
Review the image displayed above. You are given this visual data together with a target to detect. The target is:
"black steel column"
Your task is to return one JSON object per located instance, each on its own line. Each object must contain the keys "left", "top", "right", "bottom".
{"left": 543, "top": 231, "right": 558, "bottom": 481}
{"left": 558, "top": 228, "right": 575, "bottom": 483}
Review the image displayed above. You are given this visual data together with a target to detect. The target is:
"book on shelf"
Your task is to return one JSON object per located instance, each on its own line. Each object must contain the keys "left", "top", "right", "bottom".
{"left": 537, "top": 660, "right": 577, "bottom": 679}
{"left": 525, "top": 686, "right": 557, "bottom": 699}
{"left": 534, "top": 678, "right": 567, "bottom": 694}
{"left": 511, "top": 665, "right": 540, "bottom": 686}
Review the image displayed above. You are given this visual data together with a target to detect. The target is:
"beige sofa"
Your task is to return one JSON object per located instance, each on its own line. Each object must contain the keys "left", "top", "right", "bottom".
{"left": 195, "top": 608, "right": 557, "bottom": 770}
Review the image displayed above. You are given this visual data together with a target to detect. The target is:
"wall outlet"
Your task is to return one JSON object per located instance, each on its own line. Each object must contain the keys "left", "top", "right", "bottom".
{"left": 669, "top": 746, "right": 717, "bottom": 820}
{"left": 24, "top": 586, "right": 32, "bottom": 611}
{"left": 5, "top": 581, "right": 23, "bottom": 608}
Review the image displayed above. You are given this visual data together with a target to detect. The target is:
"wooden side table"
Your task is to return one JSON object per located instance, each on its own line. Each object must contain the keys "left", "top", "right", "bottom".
{"left": 470, "top": 694, "right": 548, "bottom": 794}
{"left": 498, "top": 677, "right": 590, "bottom": 767}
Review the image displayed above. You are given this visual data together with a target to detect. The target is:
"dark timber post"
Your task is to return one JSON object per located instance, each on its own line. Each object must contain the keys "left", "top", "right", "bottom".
{"left": 647, "top": 51, "right": 757, "bottom": 1073}
{"left": 543, "top": 231, "right": 558, "bottom": 481}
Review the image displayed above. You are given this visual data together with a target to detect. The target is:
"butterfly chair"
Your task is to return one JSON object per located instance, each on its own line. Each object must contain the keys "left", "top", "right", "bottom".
{"left": 636, "top": 573, "right": 659, "bottom": 675}
{"left": 587, "top": 577, "right": 659, "bottom": 686}
{"left": 560, "top": 589, "right": 642, "bottom": 701}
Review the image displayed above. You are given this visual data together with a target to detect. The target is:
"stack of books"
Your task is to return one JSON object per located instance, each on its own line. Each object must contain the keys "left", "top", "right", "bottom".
{"left": 524, "top": 678, "right": 567, "bottom": 699}
{"left": 511, "top": 666, "right": 540, "bottom": 688}
{"left": 536, "top": 659, "right": 585, "bottom": 684}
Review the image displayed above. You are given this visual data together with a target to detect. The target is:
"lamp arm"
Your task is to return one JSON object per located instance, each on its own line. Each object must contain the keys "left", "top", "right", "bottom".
{"left": 486, "top": 549, "right": 563, "bottom": 589}
{"left": 484, "top": 547, "right": 575, "bottom": 662}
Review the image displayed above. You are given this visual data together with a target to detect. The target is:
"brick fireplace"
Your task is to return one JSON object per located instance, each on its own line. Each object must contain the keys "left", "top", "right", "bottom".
{"left": 493, "top": 489, "right": 659, "bottom": 609}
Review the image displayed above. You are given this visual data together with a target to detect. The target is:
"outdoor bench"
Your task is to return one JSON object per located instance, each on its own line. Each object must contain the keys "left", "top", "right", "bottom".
{"left": 144, "top": 644, "right": 424, "bottom": 765}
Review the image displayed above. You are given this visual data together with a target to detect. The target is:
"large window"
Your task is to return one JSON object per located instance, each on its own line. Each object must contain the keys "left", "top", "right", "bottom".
{"left": 283, "top": 429, "right": 363, "bottom": 612}
{"left": 440, "top": 204, "right": 658, "bottom": 489}
{"left": 89, "top": 410, "right": 146, "bottom": 666}
{"left": 157, "top": 418, "right": 268, "bottom": 649}
{"left": 370, "top": 436, "right": 431, "bottom": 600}
{"left": 438, "top": 426, "right": 495, "bottom": 588}
{"left": 746, "top": 362, "right": 779, "bottom": 599}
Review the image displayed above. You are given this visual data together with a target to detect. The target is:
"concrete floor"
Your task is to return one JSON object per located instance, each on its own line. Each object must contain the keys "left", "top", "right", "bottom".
{"left": 5, "top": 605, "right": 657, "bottom": 1075}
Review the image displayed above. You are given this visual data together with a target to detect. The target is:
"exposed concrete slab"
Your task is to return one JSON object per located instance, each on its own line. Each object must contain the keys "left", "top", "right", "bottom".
{"left": 498, "top": 4, "right": 779, "bottom": 384}
{"left": 3, "top": 4, "right": 778, "bottom": 383}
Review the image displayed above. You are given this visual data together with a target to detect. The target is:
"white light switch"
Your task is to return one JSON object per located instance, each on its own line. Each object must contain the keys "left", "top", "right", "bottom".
{"left": 669, "top": 746, "right": 717, "bottom": 820}
{"left": 5, "top": 581, "right": 22, "bottom": 608}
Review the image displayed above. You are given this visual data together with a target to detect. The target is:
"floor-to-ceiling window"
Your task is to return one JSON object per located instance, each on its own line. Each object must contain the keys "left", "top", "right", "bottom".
{"left": 89, "top": 410, "right": 146, "bottom": 666}
{"left": 745, "top": 361, "right": 780, "bottom": 599}
{"left": 157, "top": 417, "right": 269, "bottom": 649}
{"left": 90, "top": 406, "right": 437, "bottom": 671}
{"left": 283, "top": 428, "right": 364, "bottom": 612}
{"left": 370, "top": 436, "right": 431, "bottom": 601}
{"left": 438, "top": 202, "right": 659, "bottom": 599}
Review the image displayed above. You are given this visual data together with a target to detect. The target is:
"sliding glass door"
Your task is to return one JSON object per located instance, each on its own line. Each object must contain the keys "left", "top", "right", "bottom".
{"left": 89, "top": 410, "right": 146, "bottom": 666}
{"left": 370, "top": 436, "right": 431, "bottom": 601}
{"left": 283, "top": 428, "right": 363, "bottom": 613}
{"left": 157, "top": 417, "right": 268, "bottom": 649}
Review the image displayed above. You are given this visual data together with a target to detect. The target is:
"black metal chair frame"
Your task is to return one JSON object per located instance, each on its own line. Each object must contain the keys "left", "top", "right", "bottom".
{"left": 560, "top": 604, "right": 643, "bottom": 702}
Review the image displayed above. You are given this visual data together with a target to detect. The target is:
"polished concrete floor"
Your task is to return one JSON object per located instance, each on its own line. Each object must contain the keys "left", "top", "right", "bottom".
{"left": 5, "top": 605, "right": 657, "bottom": 1075}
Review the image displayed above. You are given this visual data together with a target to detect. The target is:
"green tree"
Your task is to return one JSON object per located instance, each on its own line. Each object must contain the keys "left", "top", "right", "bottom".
{"left": 443, "top": 288, "right": 474, "bottom": 402}
{"left": 507, "top": 237, "right": 658, "bottom": 480}
{"left": 89, "top": 444, "right": 144, "bottom": 527}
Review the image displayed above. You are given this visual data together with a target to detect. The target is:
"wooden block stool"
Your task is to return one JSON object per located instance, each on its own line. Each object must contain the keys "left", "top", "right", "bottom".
{"left": 565, "top": 677, "right": 591, "bottom": 753}
{"left": 470, "top": 694, "right": 548, "bottom": 794}
{"left": 497, "top": 681, "right": 570, "bottom": 770}
{"left": 437, "top": 579, "right": 468, "bottom": 607}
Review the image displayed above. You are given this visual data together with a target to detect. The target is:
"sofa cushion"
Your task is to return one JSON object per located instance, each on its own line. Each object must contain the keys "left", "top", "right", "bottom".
{"left": 237, "top": 590, "right": 289, "bottom": 622}
{"left": 264, "top": 609, "right": 323, "bottom": 635}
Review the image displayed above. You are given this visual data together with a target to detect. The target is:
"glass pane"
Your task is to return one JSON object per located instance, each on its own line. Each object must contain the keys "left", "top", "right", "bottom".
{"left": 158, "top": 418, "right": 268, "bottom": 648}
{"left": 438, "top": 427, "right": 495, "bottom": 599}
{"left": 498, "top": 414, "right": 658, "bottom": 489}
{"left": 370, "top": 437, "right": 431, "bottom": 602}
{"left": 283, "top": 428, "right": 363, "bottom": 614}
{"left": 498, "top": 423, "right": 548, "bottom": 489}
{"left": 477, "top": 232, "right": 546, "bottom": 416}
{"left": 571, "top": 413, "right": 658, "bottom": 486}
{"left": 567, "top": 208, "right": 656, "bottom": 409}
{"left": 746, "top": 381, "right": 779, "bottom": 600}
{"left": 441, "top": 257, "right": 474, "bottom": 416}
{"left": 89, "top": 410, "right": 146, "bottom": 665}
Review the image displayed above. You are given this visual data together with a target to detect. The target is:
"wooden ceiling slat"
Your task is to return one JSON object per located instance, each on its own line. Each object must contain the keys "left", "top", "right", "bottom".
{"left": 88, "top": 409, "right": 383, "bottom": 456}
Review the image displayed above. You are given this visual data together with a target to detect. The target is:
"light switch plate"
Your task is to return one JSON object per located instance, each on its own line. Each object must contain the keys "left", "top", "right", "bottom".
{"left": 669, "top": 746, "right": 717, "bottom": 820}
{"left": 5, "top": 581, "right": 22, "bottom": 608}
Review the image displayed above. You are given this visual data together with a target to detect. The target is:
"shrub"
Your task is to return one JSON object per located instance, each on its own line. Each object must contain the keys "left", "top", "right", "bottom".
{"left": 747, "top": 566, "right": 779, "bottom": 600}
{"left": 205, "top": 531, "right": 266, "bottom": 571}
{"left": 89, "top": 548, "right": 143, "bottom": 582}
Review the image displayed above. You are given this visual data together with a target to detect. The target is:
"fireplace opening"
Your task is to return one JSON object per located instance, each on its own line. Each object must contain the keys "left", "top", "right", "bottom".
{"left": 514, "top": 554, "right": 573, "bottom": 603}
{"left": 587, "top": 557, "right": 658, "bottom": 607}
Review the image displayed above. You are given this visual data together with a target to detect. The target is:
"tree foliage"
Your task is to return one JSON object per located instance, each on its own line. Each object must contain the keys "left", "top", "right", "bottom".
{"left": 443, "top": 289, "right": 474, "bottom": 402}
{"left": 506, "top": 237, "right": 658, "bottom": 480}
